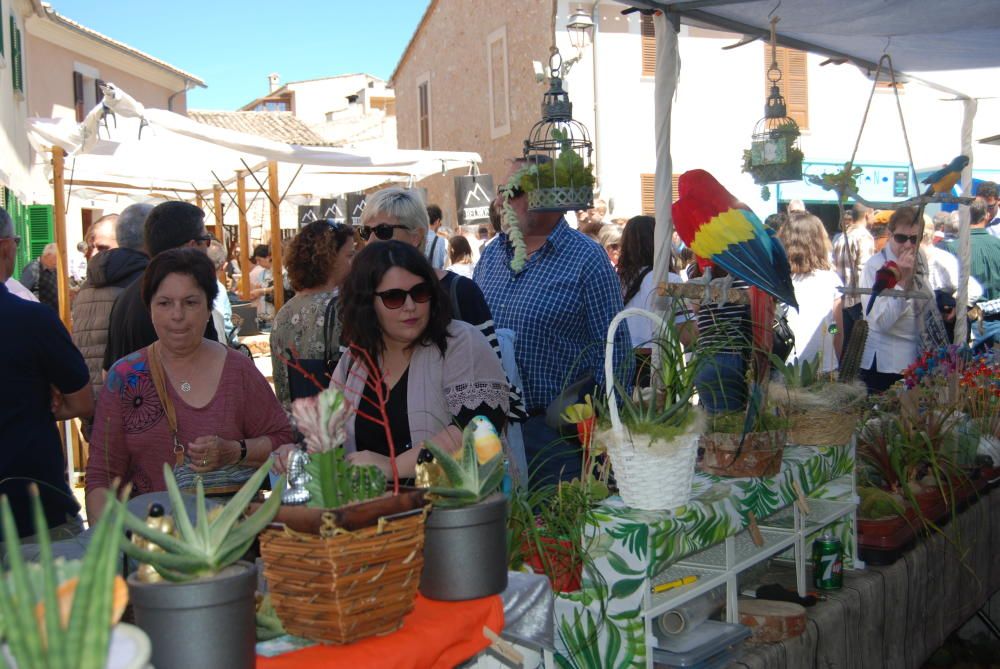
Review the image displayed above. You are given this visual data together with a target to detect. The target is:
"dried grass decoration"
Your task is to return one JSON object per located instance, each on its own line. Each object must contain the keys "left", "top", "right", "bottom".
{"left": 774, "top": 355, "right": 866, "bottom": 446}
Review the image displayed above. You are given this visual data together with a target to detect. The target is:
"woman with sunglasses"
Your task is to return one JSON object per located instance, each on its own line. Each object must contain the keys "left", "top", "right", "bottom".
{"left": 270, "top": 220, "right": 356, "bottom": 409}
{"left": 317, "top": 240, "right": 509, "bottom": 478}
{"left": 359, "top": 187, "right": 526, "bottom": 419}
{"left": 859, "top": 206, "right": 953, "bottom": 393}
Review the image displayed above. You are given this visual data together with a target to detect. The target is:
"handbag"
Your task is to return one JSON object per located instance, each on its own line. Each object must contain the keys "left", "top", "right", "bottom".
{"left": 148, "top": 342, "right": 254, "bottom": 495}
{"left": 286, "top": 297, "right": 341, "bottom": 401}
{"left": 771, "top": 302, "right": 795, "bottom": 363}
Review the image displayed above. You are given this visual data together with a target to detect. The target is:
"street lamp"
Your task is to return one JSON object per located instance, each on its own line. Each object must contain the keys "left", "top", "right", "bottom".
{"left": 567, "top": 9, "right": 595, "bottom": 50}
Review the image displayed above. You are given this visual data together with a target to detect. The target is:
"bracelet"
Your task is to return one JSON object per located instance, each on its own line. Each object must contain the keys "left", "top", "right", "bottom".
{"left": 238, "top": 439, "right": 248, "bottom": 464}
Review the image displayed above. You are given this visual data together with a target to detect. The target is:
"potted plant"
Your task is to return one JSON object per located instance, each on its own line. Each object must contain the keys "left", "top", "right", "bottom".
{"left": 699, "top": 409, "right": 789, "bottom": 478}
{"left": 256, "top": 379, "right": 428, "bottom": 645}
{"left": 742, "top": 119, "right": 804, "bottom": 185}
{"left": 772, "top": 353, "right": 866, "bottom": 446}
{"left": 596, "top": 306, "right": 707, "bottom": 510}
{"left": 417, "top": 416, "right": 508, "bottom": 601}
{"left": 117, "top": 461, "right": 284, "bottom": 669}
{"left": 0, "top": 487, "right": 144, "bottom": 669}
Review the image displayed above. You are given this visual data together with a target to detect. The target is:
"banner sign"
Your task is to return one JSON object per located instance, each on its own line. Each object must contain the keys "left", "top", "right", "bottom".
{"left": 454, "top": 174, "right": 494, "bottom": 226}
{"left": 346, "top": 192, "right": 367, "bottom": 226}
{"left": 297, "top": 205, "right": 320, "bottom": 227}
{"left": 320, "top": 197, "right": 347, "bottom": 224}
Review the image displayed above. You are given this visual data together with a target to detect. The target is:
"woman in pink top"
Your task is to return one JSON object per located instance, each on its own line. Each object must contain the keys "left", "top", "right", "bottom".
{"left": 86, "top": 248, "right": 292, "bottom": 522}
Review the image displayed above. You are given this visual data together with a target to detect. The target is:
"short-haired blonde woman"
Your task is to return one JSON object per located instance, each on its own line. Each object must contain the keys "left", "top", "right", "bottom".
{"left": 777, "top": 212, "right": 843, "bottom": 372}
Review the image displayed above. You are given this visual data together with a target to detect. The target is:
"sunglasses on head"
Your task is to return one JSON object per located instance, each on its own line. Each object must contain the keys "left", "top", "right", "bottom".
{"left": 893, "top": 232, "right": 921, "bottom": 245}
{"left": 360, "top": 223, "right": 410, "bottom": 241}
{"left": 375, "top": 282, "right": 433, "bottom": 309}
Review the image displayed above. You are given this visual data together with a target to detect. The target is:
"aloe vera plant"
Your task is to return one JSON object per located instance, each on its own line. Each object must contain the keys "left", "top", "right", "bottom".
{"left": 120, "top": 461, "right": 285, "bottom": 582}
{"left": 0, "top": 485, "right": 127, "bottom": 669}
{"left": 423, "top": 420, "right": 504, "bottom": 508}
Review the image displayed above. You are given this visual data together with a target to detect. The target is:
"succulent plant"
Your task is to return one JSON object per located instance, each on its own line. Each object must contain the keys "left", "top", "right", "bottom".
{"left": 0, "top": 485, "right": 127, "bottom": 669}
{"left": 120, "top": 461, "right": 285, "bottom": 582}
{"left": 304, "top": 447, "right": 386, "bottom": 508}
{"left": 422, "top": 417, "right": 504, "bottom": 508}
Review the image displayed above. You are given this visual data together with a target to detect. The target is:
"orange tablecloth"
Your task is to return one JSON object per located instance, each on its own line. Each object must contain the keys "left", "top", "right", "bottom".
{"left": 257, "top": 593, "right": 505, "bottom": 669}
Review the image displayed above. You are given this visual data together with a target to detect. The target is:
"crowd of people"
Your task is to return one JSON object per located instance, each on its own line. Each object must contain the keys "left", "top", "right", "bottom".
{"left": 2, "top": 168, "right": 999, "bottom": 543}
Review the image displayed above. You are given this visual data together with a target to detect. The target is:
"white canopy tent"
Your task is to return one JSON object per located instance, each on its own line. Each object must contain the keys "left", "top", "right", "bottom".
{"left": 624, "top": 0, "right": 1000, "bottom": 344}
{"left": 26, "top": 84, "right": 481, "bottom": 323}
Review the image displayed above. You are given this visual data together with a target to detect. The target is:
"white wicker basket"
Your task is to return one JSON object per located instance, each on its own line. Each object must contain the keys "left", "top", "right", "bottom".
{"left": 603, "top": 308, "right": 702, "bottom": 511}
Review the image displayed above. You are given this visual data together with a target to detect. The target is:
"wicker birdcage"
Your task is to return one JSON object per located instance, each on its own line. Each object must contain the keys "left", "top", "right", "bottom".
{"left": 522, "top": 51, "right": 594, "bottom": 212}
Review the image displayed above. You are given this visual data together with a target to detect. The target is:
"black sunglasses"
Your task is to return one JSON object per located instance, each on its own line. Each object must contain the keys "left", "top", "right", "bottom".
{"left": 360, "top": 223, "right": 410, "bottom": 241}
{"left": 192, "top": 234, "right": 214, "bottom": 246}
{"left": 892, "top": 233, "right": 921, "bottom": 245}
{"left": 375, "top": 282, "right": 433, "bottom": 309}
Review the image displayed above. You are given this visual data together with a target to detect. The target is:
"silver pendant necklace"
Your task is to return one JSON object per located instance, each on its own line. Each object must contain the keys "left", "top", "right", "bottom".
{"left": 180, "top": 381, "right": 192, "bottom": 393}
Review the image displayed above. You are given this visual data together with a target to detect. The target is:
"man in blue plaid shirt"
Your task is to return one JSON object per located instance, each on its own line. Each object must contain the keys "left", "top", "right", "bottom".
{"left": 475, "top": 158, "right": 631, "bottom": 488}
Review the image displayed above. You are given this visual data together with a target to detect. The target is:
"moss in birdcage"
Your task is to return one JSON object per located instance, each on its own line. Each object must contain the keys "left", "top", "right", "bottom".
{"left": 520, "top": 129, "right": 595, "bottom": 193}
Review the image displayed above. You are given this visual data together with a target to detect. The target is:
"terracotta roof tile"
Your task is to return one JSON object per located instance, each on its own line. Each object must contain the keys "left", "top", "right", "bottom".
{"left": 186, "top": 111, "right": 333, "bottom": 146}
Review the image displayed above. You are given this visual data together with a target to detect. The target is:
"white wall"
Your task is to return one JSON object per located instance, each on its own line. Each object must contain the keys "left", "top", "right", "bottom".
{"left": 558, "top": 0, "right": 1000, "bottom": 221}
{"left": 0, "top": 1, "right": 34, "bottom": 202}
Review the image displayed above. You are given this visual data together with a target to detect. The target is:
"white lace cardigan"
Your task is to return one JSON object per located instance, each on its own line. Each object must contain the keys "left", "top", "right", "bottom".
{"left": 331, "top": 319, "right": 509, "bottom": 452}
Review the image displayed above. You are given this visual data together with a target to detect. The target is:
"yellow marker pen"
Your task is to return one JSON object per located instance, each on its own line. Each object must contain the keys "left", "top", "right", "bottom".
{"left": 650, "top": 575, "right": 698, "bottom": 594}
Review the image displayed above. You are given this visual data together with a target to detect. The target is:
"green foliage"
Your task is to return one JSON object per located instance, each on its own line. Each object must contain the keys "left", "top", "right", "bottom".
{"left": 304, "top": 448, "right": 385, "bottom": 509}
{"left": 0, "top": 487, "right": 126, "bottom": 669}
{"left": 858, "top": 485, "right": 907, "bottom": 520}
{"left": 773, "top": 354, "right": 823, "bottom": 389}
{"left": 423, "top": 422, "right": 504, "bottom": 508}
{"left": 520, "top": 129, "right": 595, "bottom": 193}
{"left": 120, "top": 461, "right": 285, "bottom": 582}
{"left": 709, "top": 410, "right": 787, "bottom": 434}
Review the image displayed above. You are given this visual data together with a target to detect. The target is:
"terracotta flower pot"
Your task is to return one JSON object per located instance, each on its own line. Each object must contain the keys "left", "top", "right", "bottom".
{"left": 522, "top": 535, "right": 582, "bottom": 593}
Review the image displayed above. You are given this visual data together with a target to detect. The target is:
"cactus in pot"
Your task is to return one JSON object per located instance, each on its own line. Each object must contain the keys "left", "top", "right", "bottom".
{"left": 418, "top": 417, "right": 509, "bottom": 600}
{"left": 0, "top": 485, "right": 134, "bottom": 669}
{"left": 116, "top": 460, "right": 285, "bottom": 669}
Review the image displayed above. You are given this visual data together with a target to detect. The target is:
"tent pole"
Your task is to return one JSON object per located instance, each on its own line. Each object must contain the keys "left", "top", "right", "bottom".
{"left": 51, "top": 146, "right": 71, "bottom": 330}
{"left": 955, "top": 98, "right": 977, "bottom": 345}
{"left": 237, "top": 171, "right": 251, "bottom": 301}
{"left": 212, "top": 185, "right": 223, "bottom": 239}
{"left": 267, "top": 161, "right": 284, "bottom": 310}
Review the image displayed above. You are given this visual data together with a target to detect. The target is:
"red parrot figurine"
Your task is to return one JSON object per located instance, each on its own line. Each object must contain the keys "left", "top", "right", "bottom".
{"left": 672, "top": 169, "right": 797, "bottom": 309}
{"left": 865, "top": 260, "right": 901, "bottom": 315}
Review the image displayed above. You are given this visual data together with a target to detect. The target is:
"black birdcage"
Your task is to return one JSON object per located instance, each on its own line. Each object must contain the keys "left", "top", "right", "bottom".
{"left": 522, "top": 51, "right": 595, "bottom": 212}
{"left": 745, "top": 35, "right": 803, "bottom": 185}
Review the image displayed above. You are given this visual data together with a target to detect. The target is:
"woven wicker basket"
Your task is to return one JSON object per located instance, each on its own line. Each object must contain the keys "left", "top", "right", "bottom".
{"left": 601, "top": 308, "right": 702, "bottom": 511}
{"left": 787, "top": 409, "right": 857, "bottom": 446}
{"left": 259, "top": 506, "right": 428, "bottom": 644}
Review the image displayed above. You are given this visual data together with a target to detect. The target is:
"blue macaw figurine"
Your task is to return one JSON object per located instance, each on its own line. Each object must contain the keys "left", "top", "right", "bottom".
{"left": 922, "top": 155, "right": 969, "bottom": 196}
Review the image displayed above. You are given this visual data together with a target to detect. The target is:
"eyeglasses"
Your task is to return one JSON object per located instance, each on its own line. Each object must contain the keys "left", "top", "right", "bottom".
{"left": 892, "top": 233, "right": 921, "bottom": 245}
{"left": 192, "top": 234, "right": 214, "bottom": 247}
{"left": 375, "top": 282, "right": 433, "bottom": 309}
{"left": 359, "top": 224, "right": 410, "bottom": 241}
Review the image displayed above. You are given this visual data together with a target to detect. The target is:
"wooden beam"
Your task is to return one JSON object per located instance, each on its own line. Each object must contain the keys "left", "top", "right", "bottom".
{"left": 236, "top": 171, "right": 251, "bottom": 301}
{"left": 48, "top": 179, "right": 203, "bottom": 194}
{"left": 267, "top": 161, "right": 284, "bottom": 310}
{"left": 51, "top": 146, "right": 71, "bottom": 329}
{"left": 212, "top": 185, "right": 223, "bottom": 238}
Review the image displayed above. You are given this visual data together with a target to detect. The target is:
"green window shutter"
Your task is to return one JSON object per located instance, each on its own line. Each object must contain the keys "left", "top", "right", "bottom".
{"left": 26, "top": 204, "right": 53, "bottom": 260}
{"left": 0, "top": 0, "right": 5, "bottom": 59}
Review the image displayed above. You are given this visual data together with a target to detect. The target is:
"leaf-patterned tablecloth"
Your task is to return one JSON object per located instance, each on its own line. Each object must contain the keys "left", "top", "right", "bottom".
{"left": 554, "top": 444, "right": 856, "bottom": 669}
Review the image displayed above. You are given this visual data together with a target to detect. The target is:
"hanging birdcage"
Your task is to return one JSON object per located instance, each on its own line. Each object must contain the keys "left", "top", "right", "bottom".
{"left": 744, "top": 19, "right": 803, "bottom": 185}
{"left": 521, "top": 51, "right": 595, "bottom": 212}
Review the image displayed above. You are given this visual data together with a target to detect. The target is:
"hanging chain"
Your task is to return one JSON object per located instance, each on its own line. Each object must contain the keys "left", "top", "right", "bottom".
{"left": 767, "top": 16, "right": 782, "bottom": 85}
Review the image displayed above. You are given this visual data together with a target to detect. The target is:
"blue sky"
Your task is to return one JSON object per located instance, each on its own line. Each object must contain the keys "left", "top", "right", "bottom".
{"left": 52, "top": 0, "right": 429, "bottom": 110}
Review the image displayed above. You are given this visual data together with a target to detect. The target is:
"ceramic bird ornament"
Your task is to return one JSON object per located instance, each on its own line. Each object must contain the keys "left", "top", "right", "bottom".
{"left": 866, "top": 260, "right": 901, "bottom": 315}
{"left": 922, "top": 155, "right": 969, "bottom": 196}
{"left": 468, "top": 416, "right": 502, "bottom": 465}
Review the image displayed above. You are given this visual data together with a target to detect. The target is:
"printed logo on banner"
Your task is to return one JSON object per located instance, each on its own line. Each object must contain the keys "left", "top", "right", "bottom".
{"left": 346, "top": 193, "right": 367, "bottom": 226}
{"left": 454, "top": 175, "right": 495, "bottom": 226}
{"left": 297, "top": 205, "right": 320, "bottom": 227}
{"left": 320, "top": 197, "right": 346, "bottom": 223}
